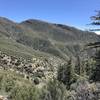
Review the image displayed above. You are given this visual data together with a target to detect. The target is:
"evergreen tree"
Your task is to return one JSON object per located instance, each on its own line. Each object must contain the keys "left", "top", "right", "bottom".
{"left": 89, "top": 10, "right": 100, "bottom": 31}
{"left": 57, "top": 59, "right": 75, "bottom": 89}
{"left": 75, "top": 56, "right": 81, "bottom": 75}
{"left": 90, "top": 50, "right": 100, "bottom": 81}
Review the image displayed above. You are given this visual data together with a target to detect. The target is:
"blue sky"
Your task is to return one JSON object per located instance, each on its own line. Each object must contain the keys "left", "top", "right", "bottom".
{"left": 0, "top": 0, "right": 99, "bottom": 30}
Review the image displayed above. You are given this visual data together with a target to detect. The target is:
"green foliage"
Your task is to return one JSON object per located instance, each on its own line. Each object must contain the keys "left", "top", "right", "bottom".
{"left": 90, "top": 11, "right": 100, "bottom": 25}
{"left": 75, "top": 55, "right": 96, "bottom": 79}
{"left": 75, "top": 56, "right": 89, "bottom": 76}
{"left": 90, "top": 50, "right": 100, "bottom": 81}
{"left": 0, "top": 17, "right": 99, "bottom": 61}
{"left": 10, "top": 85, "right": 39, "bottom": 100}
{"left": 0, "top": 38, "right": 51, "bottom": 59}
{"left": 0, "top": 69, "right": 34, "bottom": 94}
{"left": 0, "top": 70, "right": 16, "bottom": 92}
{"left": 57, "top": 60, "right": 76, "bottom": 89}
{"left": 84, "top": 58, "right": 96, "bottom": 76}
{"left": 75, "top": 56, "right": 81, "bottom": 75}
{"left": 39, "top": 79, "right": 68, "bottom": 100}
{"left": 1, "top": 76, "right": 15, "bottom": 92}
{"left": 89, "top": 10, "right": 100, "bottom": 31}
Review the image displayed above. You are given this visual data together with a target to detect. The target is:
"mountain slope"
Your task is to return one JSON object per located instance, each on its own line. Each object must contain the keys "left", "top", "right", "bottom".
{"left": 0, "top": 17, "right": 99, "bottom": 61}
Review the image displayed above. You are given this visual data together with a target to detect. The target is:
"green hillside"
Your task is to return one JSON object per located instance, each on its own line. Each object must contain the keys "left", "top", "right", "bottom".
{"left": 0, "top": 17, "right": 100, "bottom": 100}
{"left": 0, "top": 17, "right": 99, "bottom": 60}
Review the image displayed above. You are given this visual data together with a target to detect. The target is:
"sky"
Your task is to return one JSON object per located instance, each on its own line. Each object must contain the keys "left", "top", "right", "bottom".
{"left": 0, "top": 0, "right": 100, "bottom": 33}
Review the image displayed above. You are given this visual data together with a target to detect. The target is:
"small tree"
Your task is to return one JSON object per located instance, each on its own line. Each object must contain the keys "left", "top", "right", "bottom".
{"left": 57, "top": 59, "right": 75, "bottom": 89}
{"left": 75, "top": 55, "right": 83, "bottom": 75}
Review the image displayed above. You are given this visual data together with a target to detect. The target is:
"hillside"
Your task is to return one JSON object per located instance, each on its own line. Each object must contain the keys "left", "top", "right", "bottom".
{"left": 1, "top": 17, "right": 100, "bottom": 100}
{"left": 0, "top": 17, "right": 99, "bottom": 61}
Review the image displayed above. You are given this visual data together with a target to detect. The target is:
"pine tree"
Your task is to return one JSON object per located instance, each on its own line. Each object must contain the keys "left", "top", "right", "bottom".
{"left": 90, "top": 50, "right": 100, "bottom": 81}
{"left": 75, "top": 55, "right": 81, "bottom": 75}
{"left": 89, "top": 10, "right": 100, "bottom": 31}
{"left": 57, "top": 59, "right": 75, "bottom": 89}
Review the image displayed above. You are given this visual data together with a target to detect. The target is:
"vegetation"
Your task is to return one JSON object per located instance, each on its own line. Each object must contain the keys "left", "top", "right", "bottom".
{"left": 10, "top": 85, "right": 39, "bottom": 100}
{"left": 57, "top": 60, "right": 76, "bottom": 89}
{"left": 0, "top": 17, "right": 100, "bottom": 100}
{"left": 90, "top": 50, "right": 100, "bottom": 82}
{"left": 90, "top": 10, "right": 100, "bottom": 31}
{"left": 87, "top": 10, "right": 100, "bottom": 82}
{"left": 0, "top": 17, "right": 99, "bottom": 61}
{"left": 0, "top": 69, "right": 40, "bottom": 100}
{"left": 39, "top": 79, "right": 68, "bottom": 100}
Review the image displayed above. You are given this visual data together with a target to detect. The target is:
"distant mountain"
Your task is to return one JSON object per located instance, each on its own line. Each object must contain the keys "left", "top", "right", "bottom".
{"left": 0, "top": 17, "right": 99, "bottom": 61}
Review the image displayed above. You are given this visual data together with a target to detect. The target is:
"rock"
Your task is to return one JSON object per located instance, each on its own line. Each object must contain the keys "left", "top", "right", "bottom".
{"left": 34, "top": 77, "right": 40, "bottom": 85}
{"left": 0, "top": 95, "right": 8, "bottom": 100}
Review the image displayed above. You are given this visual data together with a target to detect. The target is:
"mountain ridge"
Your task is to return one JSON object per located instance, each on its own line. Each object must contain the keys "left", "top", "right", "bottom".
{"left": 0, "top": 17, "right": 99, "bottom": 61}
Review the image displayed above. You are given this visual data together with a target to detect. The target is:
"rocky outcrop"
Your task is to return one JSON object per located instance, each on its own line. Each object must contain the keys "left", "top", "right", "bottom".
{"left": 0, "top": 51, "right": 64, "bottom": 84}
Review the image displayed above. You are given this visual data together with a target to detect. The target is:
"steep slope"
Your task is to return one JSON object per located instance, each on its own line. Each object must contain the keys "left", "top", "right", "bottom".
{"left": 21, "top": 19, "right": 99, "bottom": 43}
{"left": 0, "top": 17, "right": 99, "bottom": 61}
{"left": 20, "top": 19, "right": 100, "bottom": 57}
{"left": 0, "top": 17, "right": 66, "bottom": 60}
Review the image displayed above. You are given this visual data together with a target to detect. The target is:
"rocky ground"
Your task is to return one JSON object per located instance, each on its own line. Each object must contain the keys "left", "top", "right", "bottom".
{"left": 0, "top": 51, "right": 64, "bottom": 84}
{"left": 0, "top": 95, "right": 8, "bottom": 100}
{"left": 0, "top": 51, "right": 66, "bottom": 100}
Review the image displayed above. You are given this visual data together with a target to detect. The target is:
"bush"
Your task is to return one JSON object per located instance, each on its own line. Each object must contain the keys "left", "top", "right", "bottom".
{"left": 39, "top": 79, "right": 68, "bottom": 100}
{"left": 0, "top": 71, "right": 16, "bottom": 92}
{"left": 2, "top": 77, "right": 15, "bottom": 92}
{"left": 70, "top": 77, "right": 98, "bottom": 100}
{"left": 10, "top": 84, "right": 39, "bottom": 100}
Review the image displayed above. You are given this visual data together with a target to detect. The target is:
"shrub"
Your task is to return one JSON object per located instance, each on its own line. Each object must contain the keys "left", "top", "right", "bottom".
{"left": 10, "top": 84, "right": 39, "bottom": 100}
{"left": 0, "top": 71, "right": 15, "bottom": 92}
{"left": 2, "top": 77, "right": 15, "bottom": 92}
{"left": 90, "top": 50, "right": 100, "bottom": 82}
{"left": 70, "top": 77, "right": 98, "bottom": 100}
{"left": 39, "top": 79, "right": 68, "bottom": 100}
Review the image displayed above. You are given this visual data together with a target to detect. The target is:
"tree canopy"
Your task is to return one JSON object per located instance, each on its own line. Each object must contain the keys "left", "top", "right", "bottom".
{"left": 89, "top": 10, "right": 100, "bottom": 31}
